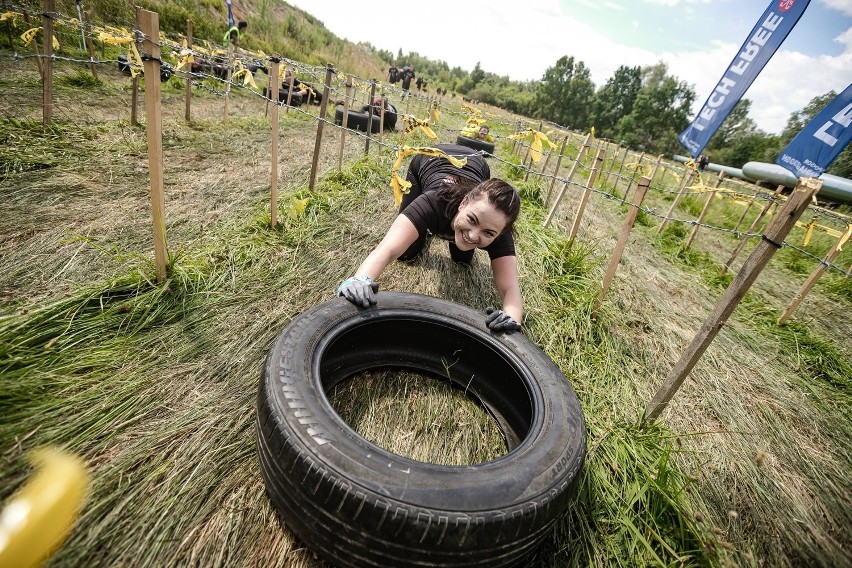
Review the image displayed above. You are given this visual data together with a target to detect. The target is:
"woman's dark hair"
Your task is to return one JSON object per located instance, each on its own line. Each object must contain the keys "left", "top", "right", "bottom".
{"left": 438, "top": 178, "right": 521, "bottom": 233}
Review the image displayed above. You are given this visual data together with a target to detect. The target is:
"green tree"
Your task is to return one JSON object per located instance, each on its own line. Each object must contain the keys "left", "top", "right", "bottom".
{"left": 533, "top": 55, "right": 595, "bottom": 130}
{"left": 590, "top": 65, "right": 641, "bottom": 138}
{"left": 616, "top": 62, "right": 694, "bottom": 154}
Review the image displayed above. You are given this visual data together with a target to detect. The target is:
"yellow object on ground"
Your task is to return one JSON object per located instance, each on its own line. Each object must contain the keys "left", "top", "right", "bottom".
{"left": 0, "top": 448, "right": 89, "bottom": 568}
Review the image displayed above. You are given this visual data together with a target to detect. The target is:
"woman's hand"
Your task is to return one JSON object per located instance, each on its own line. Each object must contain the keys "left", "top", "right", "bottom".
{"left": 336, "top": 276, "right": 378, "bottom": 308}
{"left": 485, "top": 307, "right": 521, "bottom": 332}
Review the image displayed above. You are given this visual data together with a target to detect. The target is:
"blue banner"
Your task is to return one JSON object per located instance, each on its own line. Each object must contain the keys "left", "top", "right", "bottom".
{"left": 678, "top": 0, "right": 811, "bottom": 157}
{"left": 777, "top": 84, "right": 852, "bottom": 178}
{"left": 226, "top": 0, "right": 234, "bottom": 28}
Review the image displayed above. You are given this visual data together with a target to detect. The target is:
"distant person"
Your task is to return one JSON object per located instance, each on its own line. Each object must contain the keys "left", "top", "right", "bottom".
{"left": 223, "top": 20, "right": 247, "bottom": 49}
{"left": 697, "top": 154, "right": 709, "bottom": 171}
{"left": 400, "top": 65, "right": 415, "bottom": 92}
{"left": 388, "top": 65, "right": 399, "bottom": 84}
{"left": 415, "top": 76, "right": 423, "bottom": 91}
{"left": 461, "top": 123, "right": 493, "bottom": 142}
{"left": 284, "top": 67, "right": 309, "bottom": 99}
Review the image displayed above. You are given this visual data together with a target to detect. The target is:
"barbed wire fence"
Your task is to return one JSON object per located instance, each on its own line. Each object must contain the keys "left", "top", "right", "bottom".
{"left": 2, "top": 1, "right": 850, "bottom": 415}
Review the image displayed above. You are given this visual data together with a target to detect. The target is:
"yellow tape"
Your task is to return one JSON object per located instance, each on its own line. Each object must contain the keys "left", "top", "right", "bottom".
{"left": 286, "top": 196, "right": 310, "bottom": 219}
{"left": 430, "top": 100, "right": 440, "bottom": 123}
{"left": 509, "top": 129, "right": 555, "bottom": 163}
{"left": 389, "top": 146, "right": 468, "bottom": 207}
{"left": 839, "top": 225, "right": 852, "bottom": 252}
{"left": 0, "top": 447, "right": 89, "bottom": 568}
{"left": 400, "top": 115, "right": 437, "bottom": 140}
{"left": 1, "top": 11, "right": 21, "bottom": 23}
{"left": 803, "top": 219, "right": 816, "bottom": 246}
{"left": 20, "top": 27, "right": 39, "bottom": 46}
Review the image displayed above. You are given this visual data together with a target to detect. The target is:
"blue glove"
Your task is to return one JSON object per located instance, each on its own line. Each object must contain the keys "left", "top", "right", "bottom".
{"left": 485, "top": 306, "right": 521, "bottom": 332}
{"left": 336, "top": 276, "right": 378, "bottom": 308}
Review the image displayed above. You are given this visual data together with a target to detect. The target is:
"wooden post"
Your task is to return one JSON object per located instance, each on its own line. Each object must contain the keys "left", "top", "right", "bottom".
{"left": 614, "top": 145, "right": 629, "bottom": 186}
{"left": 184, "top": 20, "right": 192, "bottom": 121}
{"left": 41, "top": 0, "right": 54, "bottom": 125}
{"left": 656, "top": 170, "right": 695, "bottom": 235}
{"left": 733, "top": 196, "right": 755, "bottom": 233}
{"left": 308, "top": 65, "right": 334, "bottom": 190}
{"left": 223, "top": 47, "right": 233, "bottom": 122}
{"left": 378, "top": 94, "right": 386, "bottom": 145}
{"left": 623, "top": 151, "right": 645, "bottom": 201}
{"left": 138, "top": 8, "right": 168, "bottom": 282}
{"left": 644, "top": 178, "right": 822, "bottom": 421}
{"left": 594, "top": 176, "right": 651, "bottom": 311}
{"left": 131, "top": 7, "right": 140, "bottom": 126}
{"left": 649, "top": 154, "right": 664, "bottom": 187}
{"left": 404, "top": 90, "right": 411, "bottom": 116}
{"left": 286, "top": 69, "right": 295, "bottom": 111}
{"left": 365, "top": 79, "right": 376, "bottom": 155}
{"left": 543, "top": 132, "right": 592, "bottom": 228}
{"left": 684, "top": 171, "right": 725, "bottom": 250}
{"left": 337, "top": 74, "right": 353, "bottom": 170}
{"left": 568, "top": 148, "right": 605, "bottom": 241}
{"left": 83, "top": 10, "right": 97, "bottom": 79}
{"left": 544, "top": 135, "right": 570, "bottom": 206}
{"left": 268, "top": 58, "right": 280, "bottom": 228}
{"left": 777, "top": 224, "right": 852, "bottom": 324}
{"left": 721, "top": 185, "right": 785, "bottom": 274}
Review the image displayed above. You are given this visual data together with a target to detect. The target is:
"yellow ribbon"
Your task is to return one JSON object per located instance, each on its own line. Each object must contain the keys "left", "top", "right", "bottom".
{"left": 389, "top": 146, "right": 468, "bottom": 207}
{"left": 175, "top": 38, "right": 194, "bottom": 71}
{"left": 802, "top": 218, "right": 816, "bottom": 246}
{"left": 401, "top": 115, "right": 437, "bottom": 140}
{"left": 509, "top": 129, "right": 556, "bottom": 163}
{"left": 430, "top": 100, "right": 440, "bottom": 123}
{"left": 1, "top": 11, "right": 21, "bottom": 23}
{"left": 462, "top": 103, "right": 481, "bottom": 117}
{"left": 794, "top": 220, "right": 849, "bottom": 242}
{"left": 839, "top": 224, "right": 852, "bottom": 251}
{"left": 231, "top": 61, "right": 258, "bottom": 89}
{"left": 625, "top": 162, "right": 645, "bottom": 177}
{"left": 286, "top": 196, "right": 310, "bottom": 219}
{"left": 0, "top": 447, "right": 89, "bottom": 568}
{"left": 97, "top": 30, "right": 133, "bottom": 45}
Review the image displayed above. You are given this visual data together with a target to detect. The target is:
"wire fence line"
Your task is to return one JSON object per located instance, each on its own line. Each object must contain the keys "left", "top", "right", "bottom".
{"left": 3, "top": 2, "right": 851, "bottom": 281}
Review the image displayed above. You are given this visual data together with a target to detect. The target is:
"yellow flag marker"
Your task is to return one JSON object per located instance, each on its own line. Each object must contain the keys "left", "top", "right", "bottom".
{"left": 0, "top": 447, "right": 89, "bottom": 568}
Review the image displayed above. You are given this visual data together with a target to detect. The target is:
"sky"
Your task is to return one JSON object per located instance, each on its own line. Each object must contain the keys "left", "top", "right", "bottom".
{"left": 282, "top": 0, "right": 852, "bottom": 136}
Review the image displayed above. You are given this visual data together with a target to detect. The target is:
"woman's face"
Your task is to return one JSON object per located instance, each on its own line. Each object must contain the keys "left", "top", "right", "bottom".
{"left": 452, "top": 195, "right": 509, "bottom": 251}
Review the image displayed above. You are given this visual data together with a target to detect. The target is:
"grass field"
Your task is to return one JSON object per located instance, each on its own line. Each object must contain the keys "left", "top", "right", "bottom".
{"left": 1, "top": 50, "right": 850, "bottom": 568}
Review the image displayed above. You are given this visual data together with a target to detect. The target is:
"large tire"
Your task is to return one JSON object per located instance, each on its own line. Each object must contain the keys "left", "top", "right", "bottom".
{"left": 384, "top": 103, "right": 398, "bottom": 131}
{"left": 335, "top": 105, "right": 381, "bottom": 133}
{"left": 456, "top": 135, "right": 496, "bottom": 155}
{"left": 257, "top": 292, "right": 586, "bottom": 568}
{"left": 262, "top": 86, "right": 303, "bottom": 106}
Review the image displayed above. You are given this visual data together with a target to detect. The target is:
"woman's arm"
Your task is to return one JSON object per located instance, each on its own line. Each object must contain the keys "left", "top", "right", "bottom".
{"left": 491, "top": 255, "right": 523, "bottom": 324}
{"left": 355, "top": 214, "right": 420, "bottom": 280}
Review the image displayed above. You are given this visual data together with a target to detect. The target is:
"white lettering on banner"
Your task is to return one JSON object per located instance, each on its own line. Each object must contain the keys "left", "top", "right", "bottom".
{"left": 690, "top": 13, "right": 782, "bottom": 132}
{"left": 814, "top": 103, "right": 852, "bottom": 147}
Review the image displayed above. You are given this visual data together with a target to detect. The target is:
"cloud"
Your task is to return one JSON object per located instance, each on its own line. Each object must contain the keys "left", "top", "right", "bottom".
{"left": 822, "top": 0, "right": 852, "bottom": 17}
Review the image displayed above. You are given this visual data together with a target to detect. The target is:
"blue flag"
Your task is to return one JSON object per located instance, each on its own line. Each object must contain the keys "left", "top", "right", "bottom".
{"left": 226, "top": 0, "right": 234, "bottom": 28}
{"left": 777, "top": 84, "right": 852, "bottom": 178}
{"left": 678, "top": 0, "right": 811, "bottom": 157}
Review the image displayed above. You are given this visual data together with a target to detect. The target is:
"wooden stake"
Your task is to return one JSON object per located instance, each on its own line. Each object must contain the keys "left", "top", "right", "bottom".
{"left": 365, "top": 79, "right": 376, "bottom": 155}
{"left": 138, "top": 8, "right": 168, "bottom": 282}
{"left": 542, "top": 132, "right": 592, "bottom": 228}
{"left": 184, "top": 19, "right": 192, "bottom": 121}
{"left": 777, "top": 224, "right": 852, "bottom": 324}
{"left": 83, "top": 10, "right": 97, "bottom": 79}
{"left": 378, "top": 94, "right": 386, "bottom": 145}
{"left": 337, "top": 74, "right": 352, "bottom": 170}
{"left": 649, "top": 154, "right": 664, "bottom": 187}
{"left": 568, "top": 148, "right": 605, "bottom": 241}
{"left": 41, "top": 0, "right": 54, "bottom": 125}
{"left": 656, "top": 170, "right": 695, "bottom": 235}
{"left": 684, "top": 171, "right": 725, "bottom": 250}
{"left": 544, "top": 135, "right": 570, "bottom": 206}
{"left": 644, "top": 178, "right": 822, "bottom": 422}
{"left": 269, "top": 58, "right": 280, "bottom": 228}
{"left": 721, "top": 185, "right": 785, "bottom": 275}
{"left": 594, "top": 176, "right": 650, "bottom": 311}
{"left": 623, "top": 152, "right": 645, "bottom": 201}
{"left": 285, "top": 70, "right": 295, "bottom": 111}
{"left": 733, "top": 196, "right": 755, "bottom": 233}
{"left": 223, "top": 47, "right": 232, "bottom": 122}
{"left": 308, "top": 65, "right": 334, "bottom": 190}
{"left": 131, "top": 7, "right": 140, "bottom": 126}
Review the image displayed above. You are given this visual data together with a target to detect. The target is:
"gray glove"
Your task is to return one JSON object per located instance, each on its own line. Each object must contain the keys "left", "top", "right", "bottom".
{"left": 485, "top": 306, "right": 521, "bottom": 332}
{"left": 336, "top": 276, "right": 378, "bottom": 308}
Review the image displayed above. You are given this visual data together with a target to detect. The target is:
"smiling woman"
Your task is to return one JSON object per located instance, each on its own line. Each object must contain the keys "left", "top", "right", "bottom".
{"left": 335, "top": 144, "right": 524, "bottom": 331}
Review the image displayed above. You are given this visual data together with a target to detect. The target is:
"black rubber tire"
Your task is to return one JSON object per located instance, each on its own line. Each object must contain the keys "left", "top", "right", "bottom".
{"left": 262, "top": 87, "right": 303, "bottom": 106}
{"left": 384, "top": 103, "right": 398, "bottom": 131}
{"left": 257, "top": 292, "right": 586, "bottom": 568}
{"left": 456, "top": 135, "right": 496, "bottom": 155}
{"left": 334, "top": 105, "right": 380, "bottom": 133}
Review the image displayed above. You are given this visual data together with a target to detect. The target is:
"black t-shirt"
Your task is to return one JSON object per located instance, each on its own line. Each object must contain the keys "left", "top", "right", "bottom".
{"left": 401, "top": 68, "right": 415, "bottom": 89}
{"left": 401, "top": 144, "right": 515, "bottom": 260}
